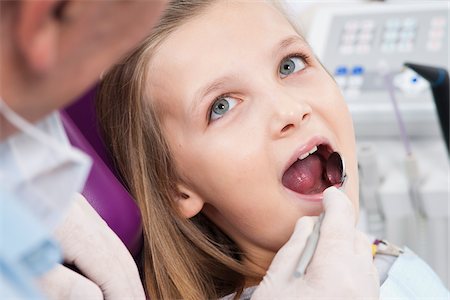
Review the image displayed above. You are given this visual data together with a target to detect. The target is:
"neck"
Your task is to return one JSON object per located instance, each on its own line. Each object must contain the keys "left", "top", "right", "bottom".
{"left": 241, "top": 247, "right": 275, "bottom": 288}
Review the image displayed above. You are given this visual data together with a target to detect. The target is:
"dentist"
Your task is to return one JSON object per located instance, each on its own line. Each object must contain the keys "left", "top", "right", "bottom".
{"left": 0, "top": 1, "right": 167, "bottom": 299}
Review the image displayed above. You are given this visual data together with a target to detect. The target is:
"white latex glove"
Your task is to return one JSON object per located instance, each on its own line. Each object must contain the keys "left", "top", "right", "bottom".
{"left": 252, "top": 187, "right": 379, "bottom": 300}
{"left": 37, "top": 193, "right": 145, "bottom": 300}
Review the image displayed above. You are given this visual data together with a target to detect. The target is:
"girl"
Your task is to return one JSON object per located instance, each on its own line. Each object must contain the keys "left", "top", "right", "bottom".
{"left": 96, "top": 0, "right": 447, "bottom": 299}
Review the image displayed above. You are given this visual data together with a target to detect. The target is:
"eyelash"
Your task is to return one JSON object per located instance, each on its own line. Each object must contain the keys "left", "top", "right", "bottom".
{"left": 206, "top": 51, "right": 312, "bottom": 124}
{"left": 207, "top": 93, "right": 234, "bottom": 123}
{"left": 279, "top": 52, "right": 312, "bottom": 75}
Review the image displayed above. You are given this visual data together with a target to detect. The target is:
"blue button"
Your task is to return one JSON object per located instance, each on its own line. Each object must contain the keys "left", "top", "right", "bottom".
{"left": 352, "top": 66, "right": 364, "bottom": 75}
{"left": 335, "top": 66, "right": 348, "bottom": 76}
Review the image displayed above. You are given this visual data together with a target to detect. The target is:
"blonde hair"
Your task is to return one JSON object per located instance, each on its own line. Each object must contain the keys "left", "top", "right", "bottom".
{"left": 96, "top": 1, "right": 261, "bottom": 299}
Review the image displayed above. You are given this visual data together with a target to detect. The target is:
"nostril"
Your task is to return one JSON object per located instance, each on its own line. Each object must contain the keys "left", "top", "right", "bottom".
{"left": 302, "top": 113, "right": 310, "bottom": 122}
{"left": 281, "top": 124, "right": 294, "bottom": 133}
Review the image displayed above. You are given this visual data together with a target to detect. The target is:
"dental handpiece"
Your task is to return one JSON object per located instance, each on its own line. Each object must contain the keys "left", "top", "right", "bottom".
{"left": 294, "top": 152, "right": 347, "bottom": 278}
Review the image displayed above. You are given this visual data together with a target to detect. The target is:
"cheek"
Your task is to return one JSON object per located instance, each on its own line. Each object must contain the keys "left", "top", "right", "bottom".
{"left": 321, "top": 87, "right": 352, "bottom": 130}
{"left": 174, "top": 136, "right": 262, "bottom": 196}
{"left": 307, "top": 72, "right": 349, "bottom": 124}
{"left": 195, "top": 150, "right": 267, "bottom": 201}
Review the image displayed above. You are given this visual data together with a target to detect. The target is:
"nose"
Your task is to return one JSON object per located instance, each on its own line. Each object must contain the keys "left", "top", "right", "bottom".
{"left": 269, "top": 94, "right": 312, "bottom": 138}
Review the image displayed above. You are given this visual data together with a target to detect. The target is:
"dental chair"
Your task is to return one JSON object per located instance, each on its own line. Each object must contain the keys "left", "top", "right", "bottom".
{"left": 60, "top": 86, "right": 142, "bottom": 256}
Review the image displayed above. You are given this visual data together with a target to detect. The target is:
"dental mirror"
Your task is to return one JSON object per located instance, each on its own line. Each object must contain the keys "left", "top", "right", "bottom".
{"left": 326, "top": 152, "right": 347, "bottom": 186}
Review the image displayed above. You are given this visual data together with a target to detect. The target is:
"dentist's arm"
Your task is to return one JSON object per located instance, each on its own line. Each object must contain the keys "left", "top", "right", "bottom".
{"left": 252, "top": 187, "right": 379, "bottom": 299}
{"left": 37, "top": 194, "right": 145, "bottom": 300}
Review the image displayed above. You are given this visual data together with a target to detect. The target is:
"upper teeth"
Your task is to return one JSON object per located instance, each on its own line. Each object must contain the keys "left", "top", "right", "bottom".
{"left": 298, "top": 146, "right": 318, "bottom": 160}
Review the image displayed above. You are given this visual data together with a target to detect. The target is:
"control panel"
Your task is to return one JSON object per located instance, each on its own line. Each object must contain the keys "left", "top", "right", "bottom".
{"left": 307, "top": 3, "right": 448, "bottom": 137}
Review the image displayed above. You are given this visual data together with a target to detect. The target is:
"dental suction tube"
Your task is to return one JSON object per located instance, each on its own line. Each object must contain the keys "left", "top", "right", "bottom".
{"left": 404, "top": 63, "right": 449, "bottom": 153}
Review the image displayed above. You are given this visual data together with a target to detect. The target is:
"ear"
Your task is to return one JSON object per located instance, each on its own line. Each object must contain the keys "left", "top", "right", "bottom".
{"left": 175, "top": 184, "right": 205, "bottom": 219}
{"left": 15, "top": 0, "right": 61, "bottom": 74}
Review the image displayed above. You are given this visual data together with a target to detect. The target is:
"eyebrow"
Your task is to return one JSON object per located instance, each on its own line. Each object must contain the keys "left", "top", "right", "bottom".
{"left": 196, "top": 75, "right": 234, "bottom": 103}
{"left": 275, "top": 35, "right": 307, "bottom": 57}
{"left": 191, "top": 35, "right": 307, "bottom": 113}
{"left": 191, "top": 75, "right": 236, "bottom": 115}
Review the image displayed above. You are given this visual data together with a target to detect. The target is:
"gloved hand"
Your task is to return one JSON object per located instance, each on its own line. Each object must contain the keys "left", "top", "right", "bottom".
{"left": 37, "top": 193, "right": 146, "bottom": 300}
{"left": 252, "top": 187, "right": 379, "bottom": 299}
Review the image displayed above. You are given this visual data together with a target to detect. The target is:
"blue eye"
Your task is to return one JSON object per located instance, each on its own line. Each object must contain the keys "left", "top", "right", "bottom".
{"left": 209, "top": 96, "right": 239, "bottom": 121}
{"left": 279, "top": 56, "right": 306, "bottom": 78}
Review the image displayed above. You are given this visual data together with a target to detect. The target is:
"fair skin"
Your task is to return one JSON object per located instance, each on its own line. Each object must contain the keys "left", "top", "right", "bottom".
{"left": 147, "top": 0, "right": 359, "bottom": 276}
{"left": 1, "top": 0, "right": 167, "bottom": 137}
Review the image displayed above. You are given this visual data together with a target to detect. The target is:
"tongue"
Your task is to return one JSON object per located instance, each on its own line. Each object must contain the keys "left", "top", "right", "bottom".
{"left": 282, "top": 154, "right": 329, "bottom": 195}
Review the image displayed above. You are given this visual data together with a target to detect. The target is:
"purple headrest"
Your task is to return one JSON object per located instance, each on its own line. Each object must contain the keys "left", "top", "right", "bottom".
{"left": 61, "top": 86, "right": 142, "bottom": 256}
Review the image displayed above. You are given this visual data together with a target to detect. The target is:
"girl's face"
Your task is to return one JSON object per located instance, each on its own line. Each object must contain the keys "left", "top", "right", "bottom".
{"left": 148, "top": 0, "right": 358, "bottom": 272}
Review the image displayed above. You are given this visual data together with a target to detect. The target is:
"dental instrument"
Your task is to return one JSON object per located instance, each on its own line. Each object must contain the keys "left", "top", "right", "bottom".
{"left": 383, "top": 69, "right": 425, "bottom": 218}
{"left": 294, "top": 152, "right": 347, "bottom": 278}
{"left": 404, "top": 63, "right": 449, "bottom": 153}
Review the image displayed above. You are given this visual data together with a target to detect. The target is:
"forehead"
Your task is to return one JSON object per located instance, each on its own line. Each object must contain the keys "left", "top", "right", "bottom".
{"left": 160, "top": 1, "right": 296, "bottom": 50}
{"left": 147, "top": 1, "right": 300, "bottom": 107}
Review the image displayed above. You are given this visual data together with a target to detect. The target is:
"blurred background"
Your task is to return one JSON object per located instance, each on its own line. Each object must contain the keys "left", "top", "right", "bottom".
{"left": 282, "top": 0, "right": 449, "bottom": 288}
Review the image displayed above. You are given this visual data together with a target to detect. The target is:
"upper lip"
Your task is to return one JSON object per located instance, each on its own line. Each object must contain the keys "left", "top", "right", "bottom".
{"left": 282, "top": 136, "right": 336, "bottom": 177}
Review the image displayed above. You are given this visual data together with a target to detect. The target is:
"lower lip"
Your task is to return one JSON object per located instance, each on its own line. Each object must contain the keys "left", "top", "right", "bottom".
{"left": 284, "top": 186, "right": 324, "bottom": 202}
{"left": 283, "top": 183, "right": 344, "bottom": 202}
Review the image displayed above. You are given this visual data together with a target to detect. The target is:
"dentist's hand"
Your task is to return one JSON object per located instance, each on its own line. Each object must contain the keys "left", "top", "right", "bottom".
{"left": 37, "top": 193, "right": 145, "bottom": 300}
{"left": 252, "top": 187, "right": 379, "bottom": 300}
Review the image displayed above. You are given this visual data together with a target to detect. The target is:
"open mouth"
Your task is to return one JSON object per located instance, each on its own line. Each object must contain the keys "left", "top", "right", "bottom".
{"left": 282, "top": 143, "right": 338, "bottom": 195}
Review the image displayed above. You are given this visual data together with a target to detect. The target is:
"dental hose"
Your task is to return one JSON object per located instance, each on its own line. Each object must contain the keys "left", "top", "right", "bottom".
{"left": 383, "top": 71, "right": 425, "bottom": 219}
